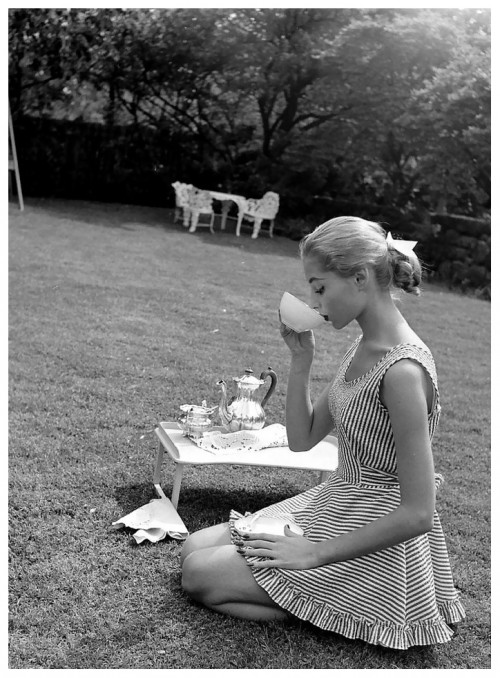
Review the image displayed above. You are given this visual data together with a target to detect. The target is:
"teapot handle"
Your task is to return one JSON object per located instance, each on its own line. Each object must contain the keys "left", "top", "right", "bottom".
{"left": 259, "top": 367, "right": 277, "bottom": 409}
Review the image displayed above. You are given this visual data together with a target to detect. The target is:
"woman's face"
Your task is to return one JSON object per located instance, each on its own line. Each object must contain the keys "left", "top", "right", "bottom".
{"left": 302, "top": 256, "right": 364, "bottom": 330}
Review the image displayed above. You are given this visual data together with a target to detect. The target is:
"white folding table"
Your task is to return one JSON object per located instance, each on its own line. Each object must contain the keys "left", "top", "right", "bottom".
{"left": 153, "top": 422, "right": 338, "bottom": 509}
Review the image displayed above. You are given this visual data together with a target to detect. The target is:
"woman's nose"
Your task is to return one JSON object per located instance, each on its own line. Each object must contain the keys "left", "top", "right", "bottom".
{"left": 310, "top": 293, "right": 319, "bottom": 311}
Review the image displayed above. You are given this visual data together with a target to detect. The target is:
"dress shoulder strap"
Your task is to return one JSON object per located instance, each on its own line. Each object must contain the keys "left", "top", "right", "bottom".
{"left": 383, "top": 343, "right": 437, "bottom": 381}
{"left": 340, "top": 335, "right": 362, "bottom": 370}
{"left": 374, "top": 343, "right": 440, "bottom": 412}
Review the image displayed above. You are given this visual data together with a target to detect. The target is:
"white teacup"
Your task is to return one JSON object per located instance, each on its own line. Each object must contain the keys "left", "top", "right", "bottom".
{"left": 279, "top": 292, "right": 327, "bottom": 333}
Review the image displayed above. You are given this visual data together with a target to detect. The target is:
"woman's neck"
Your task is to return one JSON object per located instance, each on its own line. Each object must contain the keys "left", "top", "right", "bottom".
{"left": 356, "top": 292, "right": 412, "bottom": 347}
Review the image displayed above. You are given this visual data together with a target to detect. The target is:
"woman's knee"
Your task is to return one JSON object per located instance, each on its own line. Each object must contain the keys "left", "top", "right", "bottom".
{"left": 179, "top": 533, "right": 199, "bottom": 566}
{"left": 181, "top": 550, "right": 211, "bottom": 603}
{"left": 182, "top": 544, "right": 243, "bottom": 606}
{"left": 180, "top": 523, "right": 231, "bottom": 566}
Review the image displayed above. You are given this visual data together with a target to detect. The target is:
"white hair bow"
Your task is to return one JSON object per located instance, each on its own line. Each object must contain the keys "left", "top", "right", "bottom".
{"left": 386, "top": 231, "right": 417, "bottom": 257}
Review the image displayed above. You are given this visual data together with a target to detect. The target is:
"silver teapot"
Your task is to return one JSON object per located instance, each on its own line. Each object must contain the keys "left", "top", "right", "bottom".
{"left": 217, "top": 367, "right": 277, "bottom": 432}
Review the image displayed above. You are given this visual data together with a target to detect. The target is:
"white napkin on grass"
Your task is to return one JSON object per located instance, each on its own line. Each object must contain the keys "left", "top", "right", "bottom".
{"left": 193, "top": 423, "right": 288, "bottom": 455}
{"left": 112, "top": 497, "right": 188, "bottom": 543}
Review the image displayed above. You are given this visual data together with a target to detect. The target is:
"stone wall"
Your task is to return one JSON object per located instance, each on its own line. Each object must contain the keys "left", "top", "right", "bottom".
{"left": 418, "top": 213, "right": 491, "bottom": 299}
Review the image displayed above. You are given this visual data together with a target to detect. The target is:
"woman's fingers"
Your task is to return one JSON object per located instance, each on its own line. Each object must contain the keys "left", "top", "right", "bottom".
{"left": 236, "top": 533, "right": 279, "bottom": 555}
{"left": 247, "top": 558, "right": 282, "bottom": 569}
{"left": 242, "top": 547, "right": 276, "bottom": 559}
{"left": 279, "top": 321, "right": 293, "bottom": 337}
{"left": 241, "top": 540, "right": 274, "bottom": 551}
{"left": 241, "top": 532, "right": 278, "bottom": 544}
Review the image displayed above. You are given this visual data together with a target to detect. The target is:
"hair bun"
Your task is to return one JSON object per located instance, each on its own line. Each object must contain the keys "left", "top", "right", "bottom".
{"left": 390, "top": 250, "right": 421, "bottom": 296}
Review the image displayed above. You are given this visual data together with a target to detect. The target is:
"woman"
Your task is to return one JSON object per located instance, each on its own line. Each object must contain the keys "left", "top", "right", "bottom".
{"left": 180, "top": 216, "right": 465, "bottom": 649}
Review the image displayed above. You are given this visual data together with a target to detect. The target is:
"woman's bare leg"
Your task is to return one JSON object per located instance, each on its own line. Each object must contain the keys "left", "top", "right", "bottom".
{"left": 182, "top": 543, "right": 289, "bottom": 622}
{"left": 180, "top": 522, "right": 232, "bottom": 565}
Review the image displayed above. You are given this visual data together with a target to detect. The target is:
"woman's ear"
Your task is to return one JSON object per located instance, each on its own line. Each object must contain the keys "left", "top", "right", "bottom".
{"left": 353, "top": 267, "right": 369, "bottom": 290}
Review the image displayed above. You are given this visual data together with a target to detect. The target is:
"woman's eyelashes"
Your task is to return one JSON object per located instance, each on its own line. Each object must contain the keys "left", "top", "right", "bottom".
{"left": 314, "top": 286, "right": 325, "bottom": 295}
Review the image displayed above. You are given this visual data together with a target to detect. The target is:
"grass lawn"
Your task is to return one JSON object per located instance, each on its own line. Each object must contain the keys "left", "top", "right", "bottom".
{"left": 8, "top": 198, "right": 490, "bottom": 669}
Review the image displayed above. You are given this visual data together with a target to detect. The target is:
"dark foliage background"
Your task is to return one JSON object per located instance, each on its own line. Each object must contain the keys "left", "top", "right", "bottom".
{"left": 8, "top": 7, "right": 490, "bottom": 294}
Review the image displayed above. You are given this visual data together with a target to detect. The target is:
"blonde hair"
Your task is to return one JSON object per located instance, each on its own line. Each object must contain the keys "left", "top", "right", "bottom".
{"left": 299, "top": 216, "right": 422, "bottom": 296}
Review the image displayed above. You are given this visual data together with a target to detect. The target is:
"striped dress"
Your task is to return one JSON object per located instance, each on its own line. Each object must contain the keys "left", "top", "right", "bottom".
{"left": 229, "top": 338, "right": 466, "bottom": 650}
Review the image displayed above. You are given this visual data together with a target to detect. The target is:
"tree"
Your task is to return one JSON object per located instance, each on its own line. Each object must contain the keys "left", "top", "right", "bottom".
{"left": 307, "top": 8, "right": 490, "bottom": 213}
{"left": 9, "top": 7, "right": 490, "bottom": 214}
{"left": 9, "top": 8, "right": 74, "bottom": 115}
{"left": 406, "top": 9, "right": 490, "bottom": 213}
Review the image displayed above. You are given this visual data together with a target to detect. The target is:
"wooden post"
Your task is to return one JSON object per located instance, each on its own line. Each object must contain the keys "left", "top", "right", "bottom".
{"left": 8, "top": 103, "right": 24, "bottom": 211}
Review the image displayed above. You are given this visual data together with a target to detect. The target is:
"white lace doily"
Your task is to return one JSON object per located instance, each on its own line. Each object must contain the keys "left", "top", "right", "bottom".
{"left": 193, "top": 423, "right": 288, "bottom": 454}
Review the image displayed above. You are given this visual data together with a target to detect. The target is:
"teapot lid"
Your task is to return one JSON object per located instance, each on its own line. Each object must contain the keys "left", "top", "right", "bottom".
{"left": 234, "top": 368, "right": 265, "bottom": 386}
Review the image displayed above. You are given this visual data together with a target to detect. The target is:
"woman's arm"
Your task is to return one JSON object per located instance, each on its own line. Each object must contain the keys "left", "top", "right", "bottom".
{"left": 280, "top": 323, "right": 335, "bottom": 451}
{"left": 246, "top": 359, "right": 436, "bottom": 570}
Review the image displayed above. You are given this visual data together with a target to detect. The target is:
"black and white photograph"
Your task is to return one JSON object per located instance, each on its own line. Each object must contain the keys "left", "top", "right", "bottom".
{"left": 7, "top": 2, "right": 491, "bottom": 671}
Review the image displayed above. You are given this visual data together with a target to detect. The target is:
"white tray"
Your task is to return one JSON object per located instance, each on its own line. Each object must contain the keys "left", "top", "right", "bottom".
{"left": 156, "top": 422, "right": 338, "bottom": 471}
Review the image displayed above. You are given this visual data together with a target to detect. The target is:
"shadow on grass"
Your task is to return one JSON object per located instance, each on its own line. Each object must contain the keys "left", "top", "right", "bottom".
{"left": 113, "top": 482, "right": 156, "bottom": 515}
{"left": 188, "top": 223, "right": 301, "bottom": 259}
{"left": 23, "top": 197, "right": 176, "bottom": 232}
{"left": 113, "top": 481, "right": 296, "bottom": 532}
{"left": 20, "top": 197, "right": 301, "bottom": 258}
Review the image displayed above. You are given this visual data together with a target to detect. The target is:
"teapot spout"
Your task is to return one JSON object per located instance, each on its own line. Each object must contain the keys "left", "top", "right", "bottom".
{"left": 216, "top": 380, "right": 232, "bottom": 428}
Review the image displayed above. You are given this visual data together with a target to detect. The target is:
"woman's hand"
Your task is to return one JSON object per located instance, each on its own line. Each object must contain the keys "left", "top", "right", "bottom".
{"left": 279, "top": 319, "right": 315, "bottom": 359}
{"left": 237, "top": 526, "right": 320, "bottom": 570}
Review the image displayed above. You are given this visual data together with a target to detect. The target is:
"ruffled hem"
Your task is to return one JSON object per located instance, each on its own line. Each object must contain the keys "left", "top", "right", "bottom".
{"left": 438, "top": 597, "right": 467, "bottom": 625}
{"left": 229, "top": 511, "right": 466, "bottom": 650}
{"left": 252, "top": 576, "right": 461, "bottom": 649}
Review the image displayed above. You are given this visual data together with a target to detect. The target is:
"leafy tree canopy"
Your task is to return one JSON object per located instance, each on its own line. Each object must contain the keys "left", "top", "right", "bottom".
{"left": 9, "top": 7, "right": 490, "bottom": 215}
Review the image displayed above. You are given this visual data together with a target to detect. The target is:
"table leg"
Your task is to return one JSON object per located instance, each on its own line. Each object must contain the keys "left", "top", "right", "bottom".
{"left": 153, "top": 440, "right": 169, "bottom": 500}
{"left": 236, "top": 211, "right": 244, "bottom": 237}
{"left": 251, "top": 217, "right": 263, "bottom": 239}
{"left": 153, "top": 440, "right": 165, "bottom": 487}
{"left": 220, "top": 201, "right": 230, "bottom": 230}
{"left": 189, "top": 211, "right": 200, "bottom": 233}
{"left": 153, "top": 438, "right": 185, "bottom": 507}
{"left": 182, "top": 208, "right": 191, "bottom": 227}
{"left": 171, "top": 464, "right": 185, "bottom": 509}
